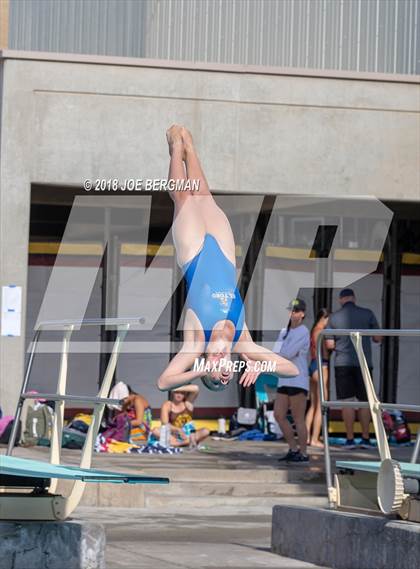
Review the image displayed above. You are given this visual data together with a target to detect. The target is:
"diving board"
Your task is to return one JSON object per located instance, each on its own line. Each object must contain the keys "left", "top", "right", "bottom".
{"left": 0, "top": 317, "right": 170, "bottom": 521}
{"left": 337, "top": 460, "right": 420, "bottom": 479}
{"left": 0, "top": 455, "right": 169, "bottom": 485}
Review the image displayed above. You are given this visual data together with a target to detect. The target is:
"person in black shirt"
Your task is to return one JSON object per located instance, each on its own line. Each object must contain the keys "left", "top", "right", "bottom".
{"left": 326, "top": 289, "right": 382, "bottom": 449}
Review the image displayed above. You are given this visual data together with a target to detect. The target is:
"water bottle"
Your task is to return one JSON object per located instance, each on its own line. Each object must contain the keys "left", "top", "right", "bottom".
{"left": 159, "top": 424, "right": 168, "bottom": 447}
{"left": 218, "top": 417, "right": 226, "bottom": 435}
{"left": 263, "top": 403, "right": 268, "bottom": 435}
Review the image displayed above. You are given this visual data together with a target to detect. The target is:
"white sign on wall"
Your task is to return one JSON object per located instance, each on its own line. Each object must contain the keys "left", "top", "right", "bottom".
{"left": 1, "top": 285, "right": 22, "bottom": 337}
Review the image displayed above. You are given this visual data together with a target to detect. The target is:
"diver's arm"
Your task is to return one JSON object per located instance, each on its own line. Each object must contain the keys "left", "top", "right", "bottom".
{"left": 157, "top": 346, "right": 205, "bottom": 391}
{"left": 234, "top": 325, "right": 299, "bottom": 378}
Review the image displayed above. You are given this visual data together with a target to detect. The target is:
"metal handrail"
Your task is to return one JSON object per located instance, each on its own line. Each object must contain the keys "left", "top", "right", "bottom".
{"left": 20, "top": 393, "right": 123, "bottom": 406}
{"left": 318, "top": 329, "right": 420, "bottom": 337}
{"left": 6, "top": 317, "right": 144, "bottom": 455}
{"left": 325, "top": 401, "right": 420, "bottom": 412}
{"left": 2, "top": 316, "right": 147, "bottom": 520}
{"left": 317, "top": 328, "right": 420, "bottom": 507}
{"left": 35, "top": 317, "right": 145, "bottom": 330}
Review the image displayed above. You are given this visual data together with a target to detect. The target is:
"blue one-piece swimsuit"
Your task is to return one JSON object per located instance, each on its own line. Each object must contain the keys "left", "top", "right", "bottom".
{"left": 182, "top": 234, "right": 245, "bottom": 346}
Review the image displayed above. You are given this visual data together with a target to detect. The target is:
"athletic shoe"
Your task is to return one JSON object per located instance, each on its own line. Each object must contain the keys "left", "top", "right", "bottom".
{"left": 358, "top": 438, "right": 373, "bottom": 449}
{"left": 344, "top": 439, "right": 357, "bottom": 450}
{"left": 288, "top": 451, "right": 310, "bottom": 464}
{"left": 278, "top": 449, "right": 299, "bottom": 462}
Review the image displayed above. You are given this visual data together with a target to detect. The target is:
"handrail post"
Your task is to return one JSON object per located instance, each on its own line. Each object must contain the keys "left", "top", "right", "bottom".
{"left": 48, "top": 325, "right": 74, "bottom": 494}
{"left": 317, "top": 331, "right": 334, "bottom": 506}
{"left": 79, "top": 324, "right": 129, "bottom": 470}
{"left": 318, "top": 328, "right": 420, "bottom": 508}
{"left": 350, "top": 332, "right": 391, "bottom": 461}
{"left": 411, "top": 430, "right": 420, "bottom": 464}
{"left": 61, "top": 324, "right": 130, "bottom": 519}
{"left": 6, "top": 330, "right": 41, "bottom": 455}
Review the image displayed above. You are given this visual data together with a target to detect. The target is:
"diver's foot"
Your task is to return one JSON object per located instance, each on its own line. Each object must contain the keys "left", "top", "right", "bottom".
{"left": 180, "top": 126, "right": 195, "bottom": 155}
{"left": 166, "top": 124, "right": 184, "bottom": 156}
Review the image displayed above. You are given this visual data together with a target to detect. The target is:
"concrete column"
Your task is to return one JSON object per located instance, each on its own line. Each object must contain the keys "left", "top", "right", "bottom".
{"left": 0, "top": 60, "right": 33, "bottom": 415}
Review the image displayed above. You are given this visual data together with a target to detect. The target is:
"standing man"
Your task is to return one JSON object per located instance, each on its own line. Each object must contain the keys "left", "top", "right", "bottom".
{"left": 326, "top": 289, "right": 382, "bottom": 449}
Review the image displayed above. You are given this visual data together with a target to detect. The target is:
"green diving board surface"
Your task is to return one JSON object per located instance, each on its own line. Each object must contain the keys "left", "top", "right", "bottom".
{"left": 0, "top": 456, "right": 169, "bottom": 485}
{"left": 336, "top": 460, "right": 420, "bottom": 479}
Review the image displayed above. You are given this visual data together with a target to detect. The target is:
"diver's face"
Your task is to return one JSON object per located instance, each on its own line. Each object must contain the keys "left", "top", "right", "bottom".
{"left": 205, "top": 345, "right": 233, "bottom": 384}
{"left": 205, "top": 335, "right": 234, "bottom": 384}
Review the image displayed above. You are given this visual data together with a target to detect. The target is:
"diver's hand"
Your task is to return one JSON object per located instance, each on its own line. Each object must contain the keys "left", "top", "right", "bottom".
{"left": 239, "top": 354, "right": 261, "bottom": 388}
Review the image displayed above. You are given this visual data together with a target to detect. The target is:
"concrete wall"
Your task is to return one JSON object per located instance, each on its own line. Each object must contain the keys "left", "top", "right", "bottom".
{"left": 0, "top": 51, "right": 419, "bottom": 413}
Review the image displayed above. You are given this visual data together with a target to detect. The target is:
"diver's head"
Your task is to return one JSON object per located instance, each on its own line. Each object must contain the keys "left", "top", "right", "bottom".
{"left": 201, "top": 374, "right": 230, "bottom": 391}
{"left": 205, "top": 335, "right": 234, "bottom": 385}
{"left": 200, "top": 321, "right": 236, "bottom": 387}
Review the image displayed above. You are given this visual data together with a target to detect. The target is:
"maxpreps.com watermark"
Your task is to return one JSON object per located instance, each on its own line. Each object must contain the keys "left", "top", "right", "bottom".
{"left": 193, "top": 358, "right": 277, "bottom": 373}
{"left": 84, "top": 178, "right": 200, "bottom": 192}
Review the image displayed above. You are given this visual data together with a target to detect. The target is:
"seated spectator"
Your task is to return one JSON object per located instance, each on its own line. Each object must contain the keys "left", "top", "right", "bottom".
{"left": 121, "top": 387, "right": 153, "bottom": 444}
{"left": 154, "top": 385, "right": 210, "bottom": 448}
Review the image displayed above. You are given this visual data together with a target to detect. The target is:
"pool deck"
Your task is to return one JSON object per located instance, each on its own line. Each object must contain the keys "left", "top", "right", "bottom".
{"left": 1, "top": 440, "right": 416, "bottom": 568}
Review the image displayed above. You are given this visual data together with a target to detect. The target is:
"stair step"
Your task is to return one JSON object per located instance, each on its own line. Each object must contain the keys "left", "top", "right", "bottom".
{"left": 145, "top": 494, "right": 328, "bottom": 508}
{"left": 142, "top": 468, "right": 324, "bottom": 484}
{"left": 144, "top": 481, "right": 326, "bottom": 497}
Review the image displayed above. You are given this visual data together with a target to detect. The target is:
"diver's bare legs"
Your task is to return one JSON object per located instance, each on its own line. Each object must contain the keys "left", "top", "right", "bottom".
{"left": 166, "top": 126, "right": 187, "bottom": 188}
{"left": 166, "top": 125, "right": 206, "bottom": 265}
{"left": 180, "top": 127, "right": 211, "bottom": 197}
{"left": 167, "top": 125, "right": 236, "bottom": 266}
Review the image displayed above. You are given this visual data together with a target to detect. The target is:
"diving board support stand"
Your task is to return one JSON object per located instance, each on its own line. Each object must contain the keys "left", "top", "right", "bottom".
{"left": 0, "top": 317, "right": 166, "bottom": 522}
{"left": 318, "top": 328, "right": 420, "bottom": 522}
{"left": 59, "top": 324, "right": 129, "bottom": 519}
{"left": 350, "top": 332, "right": 391, "bottom": 462}
{"left": 49, "top": 325, "right": 74, "bottom": 495}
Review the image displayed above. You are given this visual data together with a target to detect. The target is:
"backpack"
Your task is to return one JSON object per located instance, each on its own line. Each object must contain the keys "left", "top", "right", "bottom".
{"left": 67, "top": 413, "right": 92, "bottom": 434}
{"left": 62, "top": 427, "right": 87, "bottom": 449}
{"left": 382, "top": 410, "right": 411, "bottom": 444}
{"left": 0, "top": 417, "right": 21, "bottom": 445}
{"left": 237, "top": 407, "right": 258, "bottom": 427}
{"left": 101, "top": 412, "right": 131, "bottom": 442}
{"left": 22, "top": 404, "right": 54, "bottom": 446}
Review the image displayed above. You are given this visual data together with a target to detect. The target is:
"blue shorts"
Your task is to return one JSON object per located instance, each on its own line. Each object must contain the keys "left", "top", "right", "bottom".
{"left": 308, "top": 358, "right": 329, "bottom": 377}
